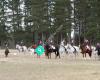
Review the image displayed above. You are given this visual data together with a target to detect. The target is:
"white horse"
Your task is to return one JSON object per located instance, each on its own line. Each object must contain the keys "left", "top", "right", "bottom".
{"left": 22, "top": 45, "right": 28, "bottom": 53}
{"left": 59, "top": 40, "right": 67, "bottom": 54}
{"left": 91, "top": 45, "right": 98, "bottom": 59}
{"left": 16, "top": 44, "right": 28, "bottom": 53}
{"left": 16, "top": 44, "right": 22, "bottom": 52}
{"left": 65, "top": 43, "right": 80, "bottom": 57}
{"left": 28, "top": 47, "right": 35, "bottom": 55}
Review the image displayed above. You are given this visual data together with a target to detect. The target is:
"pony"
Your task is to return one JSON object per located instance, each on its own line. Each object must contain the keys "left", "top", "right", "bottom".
{"left": 45, "top": 43, "right": 60, "bottom": 59}
{"left": 80, "top": 43, "right": 92, "bottom": 58}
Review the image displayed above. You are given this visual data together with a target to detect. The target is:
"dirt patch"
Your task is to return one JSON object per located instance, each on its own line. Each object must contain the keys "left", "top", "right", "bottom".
{"left": 0, "top": 49, "right": 100, "bottom": 80}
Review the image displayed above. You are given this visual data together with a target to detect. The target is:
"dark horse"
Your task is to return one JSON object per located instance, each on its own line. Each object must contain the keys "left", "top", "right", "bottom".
{"left": 45, "top": 43, "right": 60, "bottom": 59}
{"left": 80, "top": 43, "right": 92, "bottom": 58}
{"left": 5, "top": 47, "right": 10, "bottom": 57}
{"left": 95, "top": 43, "right": 100, "bottom": 59}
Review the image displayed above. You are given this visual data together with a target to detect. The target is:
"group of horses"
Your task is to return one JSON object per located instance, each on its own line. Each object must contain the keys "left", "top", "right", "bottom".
{"left": 15, "top": 41, "right": 98, "bottom": 59}
{"left": 15, "top": 42, "right": 80, "bottom": 59}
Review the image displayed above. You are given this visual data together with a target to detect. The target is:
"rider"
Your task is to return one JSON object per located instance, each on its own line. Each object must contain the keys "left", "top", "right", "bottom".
{"left": 38, "top": 39, "right": 42, "bottom": 46}
{"left": 83, "top": 39, "right": 91, "bottom": 50}
{"left": 95, "top": 43, "right": 100, "bottom": 56}
{"left": 84, "top": 39, "right": 89, "bottom": 45}
{"left": 32, "top": 44, "right": 37, "bottom": 49}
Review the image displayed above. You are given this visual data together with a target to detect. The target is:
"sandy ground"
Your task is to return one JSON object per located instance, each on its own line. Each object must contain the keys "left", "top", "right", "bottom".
{"left": 0, "top": 49, "right": 100, "bottom": 80}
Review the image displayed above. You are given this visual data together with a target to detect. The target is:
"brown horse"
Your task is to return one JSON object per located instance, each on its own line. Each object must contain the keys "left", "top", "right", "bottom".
{"left": 5, "top": 47, "right": 10, "bottom": 57}
{"left": 80, "top": 44, "right": 92, "bottom": 58}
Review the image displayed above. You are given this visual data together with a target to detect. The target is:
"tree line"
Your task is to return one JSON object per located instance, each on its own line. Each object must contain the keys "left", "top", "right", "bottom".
{"left": 0, "top": 0, "right": 100, "bottom": 48}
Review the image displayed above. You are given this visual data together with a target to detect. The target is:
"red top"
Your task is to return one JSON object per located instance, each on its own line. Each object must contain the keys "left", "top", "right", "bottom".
{"left": 32, "top": 44, "right": 37, "bottom": 49}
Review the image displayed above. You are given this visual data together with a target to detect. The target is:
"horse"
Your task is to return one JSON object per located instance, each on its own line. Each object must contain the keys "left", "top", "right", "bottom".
{"left": 16, "top": 44, "right": 22, "bottom": 52}
{"left": 28, "top": 47, "right": 35, "bottom": 55}
{"left": 5, "top": 47, "right": 10, "bottom": 57}
{"left": 58, "top": 40, "right": 80, "bottom": 58}
{"left": 65, "top": 43, "right": 80, "bottom": 57}
{"left": 80, "top": 43, "right": 92, "bottom": 58}
{"left": 16, "top": 44, "right": 28, "bottom": 53}
{"left": 22, "top": 45, "right": 28, "bottom": 53}
{"left": 59, "top": 40, "right": 67, "bottom": 54}
{"left": 59, "top": 44, "right": 67, "bottom": 54}
{"left": 45, "top": 43, "right": 60, "bottom": 59}
{"left": 28, "top": 44, "right": 37, "bottom": 55}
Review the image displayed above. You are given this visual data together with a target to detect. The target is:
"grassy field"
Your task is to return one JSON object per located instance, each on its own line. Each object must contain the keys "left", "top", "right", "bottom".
{"left": 0, "top": 49, "right": 100, "bottom": 80}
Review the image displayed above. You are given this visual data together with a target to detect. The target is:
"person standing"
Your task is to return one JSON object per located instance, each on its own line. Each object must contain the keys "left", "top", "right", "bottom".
{"left": 95, "top": 43, "right": 100, "bottom": 59}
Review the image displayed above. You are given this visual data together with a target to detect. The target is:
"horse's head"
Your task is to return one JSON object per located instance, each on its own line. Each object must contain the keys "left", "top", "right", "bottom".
{"left": 16, "top": 44, "right": 20, "bottom": 49}
{"left": 60, "top": 40, "right": 65, "bottom": 46}
{"left": 80, "top": 43, "right": 85, "bottom": 50}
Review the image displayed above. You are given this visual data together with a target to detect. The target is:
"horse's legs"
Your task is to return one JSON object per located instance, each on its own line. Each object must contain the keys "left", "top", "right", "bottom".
{"left": 45, "top": 52, "right": 47, "bottom": 57}
{"left": 98, "top": 55, "right": 100, "bottom": 60}
{"left": 55, "top": 52, "right": 57, "bottom": 59}
{"left": 82, "top": 52, "right": 84, "bottom": 58}
{"left": 59, "top": 53, "right": 60, "bottom": 58}
{"left": 55, "top": 51, "right": 60, "bottom": 59}
{"left": 74, "top": 53, "right": 76, "bottom": 59}
{"left": 57, "top": 51, "right": 60, "bottom": 59}
{"left": 5, "top": 53, "right": 8, "bottom": 57}
{"left": 89, "top": 52, "right": 92, "bottom": 58}
{"left": 85, "top": 53, "right": 86, "bottom": 57}
{"left": 48, "top": 53, "right": 51, "bottom": 59}
{"left": 48, "top": 53, "right": 49, "bottom": 59}
{"left": 45, "top": 52, "right": 49, "bottom": 59}
{"left": 50, "top": 53, "right": 51, "bottom": 59}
